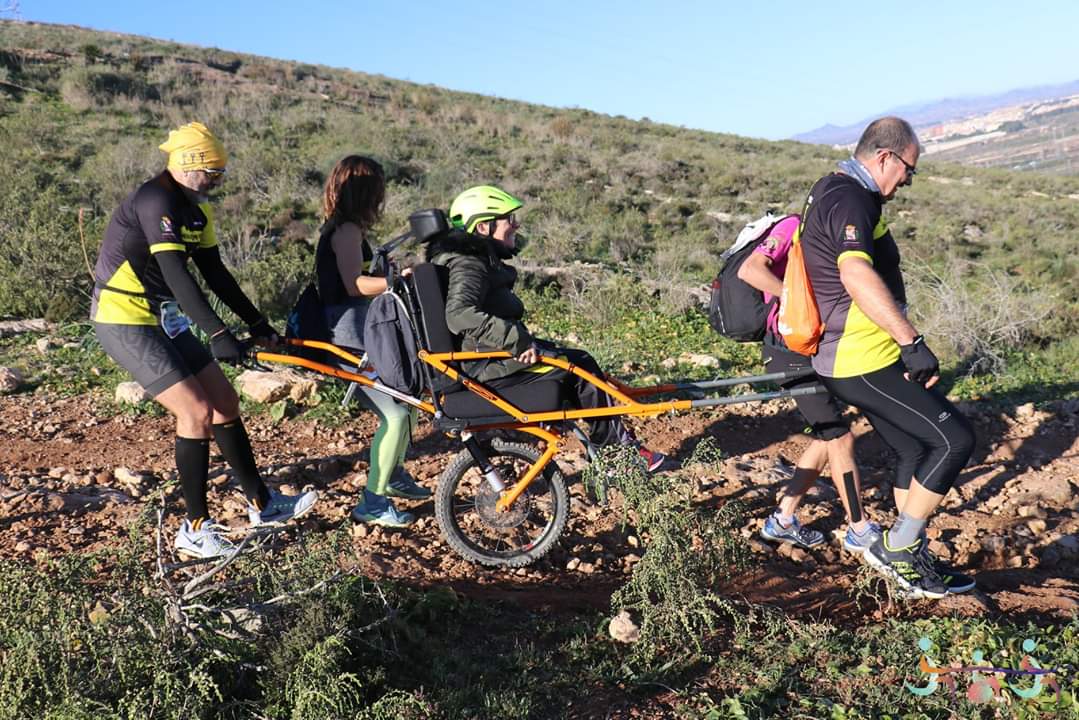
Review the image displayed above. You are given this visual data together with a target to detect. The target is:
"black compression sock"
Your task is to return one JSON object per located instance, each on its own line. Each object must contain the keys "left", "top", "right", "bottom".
{"left": 212, "top": 418, "right": 271, "bottom": 508}
{"left": 175, "top": 436, "right": 211, "bottom": 523}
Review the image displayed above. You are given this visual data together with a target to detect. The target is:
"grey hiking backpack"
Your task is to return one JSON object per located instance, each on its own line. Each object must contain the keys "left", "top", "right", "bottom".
{"left": 363, "top": 285, "right": 424, "bottom": 396}
{"left": 360, "top": 208, "right": 452, "bottom": 395}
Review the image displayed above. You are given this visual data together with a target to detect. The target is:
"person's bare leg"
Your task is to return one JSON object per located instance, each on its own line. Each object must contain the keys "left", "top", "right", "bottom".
{"left": 825, "top": 432, "right": 870, "bottom": 533}
{"left": 776, "top": 439, "right": 828, "bottom": 519}
{"left": 156, "top": 376, "right": 214, "bottom": 439}
{"left": 192, "top": 362, "right": 241, "bottom": 424}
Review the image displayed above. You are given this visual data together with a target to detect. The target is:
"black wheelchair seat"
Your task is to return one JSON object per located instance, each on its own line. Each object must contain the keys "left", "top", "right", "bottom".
{"left": 409, "top": 263, "right": 565, "bottom": 420}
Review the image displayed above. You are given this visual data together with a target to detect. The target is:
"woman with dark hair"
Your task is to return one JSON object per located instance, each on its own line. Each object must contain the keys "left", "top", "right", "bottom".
{"left": 317, "top": 155, "right": 429, "bottom": 528}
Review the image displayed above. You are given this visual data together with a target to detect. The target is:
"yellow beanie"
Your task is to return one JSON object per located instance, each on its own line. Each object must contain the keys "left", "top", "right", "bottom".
{"left": 159, "top": 122, "right": 227, "bottom": 172}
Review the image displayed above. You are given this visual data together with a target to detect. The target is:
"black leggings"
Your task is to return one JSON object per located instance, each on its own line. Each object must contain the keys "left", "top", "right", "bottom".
{"left": 821, "top": 361, "right": 974, "bottom": 495}
{"left": 488, "top": 342, "right": 631, "bottom": 446}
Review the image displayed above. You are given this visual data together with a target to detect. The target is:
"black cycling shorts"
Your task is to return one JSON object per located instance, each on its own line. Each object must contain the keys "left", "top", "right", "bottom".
{"left": 763, "top": 340, "right": 849, "bottom": 441}
{"left": 821, "top": 361, "right": 974, "bottom": 494}
{"left": 93, "top": 322, "right": 213, "bottom": 397}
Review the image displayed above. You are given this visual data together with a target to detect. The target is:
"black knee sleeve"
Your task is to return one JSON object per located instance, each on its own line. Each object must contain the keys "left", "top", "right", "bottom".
{"left": 212, "top": 418, "right": 271, "bottom": 507}
{"left": 813, "top": 422, "right": 850, "bottom": 441}
{"left": 175, "top": 436, "right": 210, "bottom": 522}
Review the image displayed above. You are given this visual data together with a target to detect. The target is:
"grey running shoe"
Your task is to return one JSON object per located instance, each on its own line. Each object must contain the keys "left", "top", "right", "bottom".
{"left": 760, "top": 513, "right": 825, "bottom": 549}
{"left": 248, "top": 489, "right": 319, "bottom": 527}
{"left": 864, "top": 533, "right": 949, "bottom": 599}
{"left": 842, "top": 521, "right": 883, "bottom": 555}
{"left": 351, "top": 498, "right": 415, "bottom": 528}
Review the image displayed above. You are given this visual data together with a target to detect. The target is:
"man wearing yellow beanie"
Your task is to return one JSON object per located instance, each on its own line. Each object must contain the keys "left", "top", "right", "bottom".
{"left": 160, "top": 121, "right": 229, "bottom": 174}
{"left": 91, "top": 122, "right": 318, "bottom": 559}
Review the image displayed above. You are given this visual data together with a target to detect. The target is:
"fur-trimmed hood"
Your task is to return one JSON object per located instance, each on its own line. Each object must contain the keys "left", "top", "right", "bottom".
{"left": 424, "top": 229, "right": 519, "bottom": 262}
{"left": 424, "top": 229, "right": 491, "bottom": 261}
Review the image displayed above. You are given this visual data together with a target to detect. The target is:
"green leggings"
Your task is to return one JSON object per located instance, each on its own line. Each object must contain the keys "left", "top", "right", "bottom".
{"left": 356, "top": 387, "right": 417, "bottom": 496}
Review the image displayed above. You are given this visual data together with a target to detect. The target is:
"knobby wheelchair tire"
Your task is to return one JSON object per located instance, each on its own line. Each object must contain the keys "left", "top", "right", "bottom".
{"left": 434, "top": 438, "right": 569, "bottom": 568}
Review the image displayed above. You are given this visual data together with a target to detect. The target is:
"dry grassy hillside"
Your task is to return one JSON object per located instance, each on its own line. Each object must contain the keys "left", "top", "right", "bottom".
{"left": 2, "top": 22, "right": 1077, "bottom": 341}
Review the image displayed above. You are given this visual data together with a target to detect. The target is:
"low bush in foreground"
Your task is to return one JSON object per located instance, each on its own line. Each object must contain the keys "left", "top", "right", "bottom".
{"left": 2, "top": 493, "right": 1077, "bottom": 719}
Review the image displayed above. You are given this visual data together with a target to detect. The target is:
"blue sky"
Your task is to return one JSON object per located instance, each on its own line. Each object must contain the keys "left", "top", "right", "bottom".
{"left": 16, "top": 1, "right": 1079, "bottom": 140}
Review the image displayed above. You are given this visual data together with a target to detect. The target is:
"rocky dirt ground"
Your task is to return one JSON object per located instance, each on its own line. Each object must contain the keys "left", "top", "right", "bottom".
{"left": 1, "top": 384, "right": 1077, "bottom": 625}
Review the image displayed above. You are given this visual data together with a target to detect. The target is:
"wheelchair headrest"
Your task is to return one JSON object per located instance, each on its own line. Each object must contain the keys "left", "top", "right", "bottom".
{"left": 409, "top": 209, "right": 451, "bottom": 244}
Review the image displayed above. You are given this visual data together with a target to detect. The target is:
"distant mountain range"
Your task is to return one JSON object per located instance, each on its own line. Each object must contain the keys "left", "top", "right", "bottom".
{"left": 792, "top": 79, "right": 1079, "bottom": 146}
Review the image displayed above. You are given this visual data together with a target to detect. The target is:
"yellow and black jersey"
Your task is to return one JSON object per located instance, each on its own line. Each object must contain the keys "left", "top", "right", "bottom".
{"left": 800, "top": 173, "right": 907, "bottom": 378}
{"left": 91, "top": 171, "right": 217, "bottom": 325}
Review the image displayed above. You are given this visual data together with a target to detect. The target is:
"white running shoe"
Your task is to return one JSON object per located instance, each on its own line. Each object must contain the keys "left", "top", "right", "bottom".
{"left": 175, "top": 519, "right": 236, "bottom": 560}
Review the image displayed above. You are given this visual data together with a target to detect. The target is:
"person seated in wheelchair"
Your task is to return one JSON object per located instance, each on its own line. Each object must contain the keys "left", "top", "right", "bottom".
{"left": 316, "top": 155, "right": 430, "bottom": 528}
{"left": 426, "top": 185, "right": 666, "bottom": 472}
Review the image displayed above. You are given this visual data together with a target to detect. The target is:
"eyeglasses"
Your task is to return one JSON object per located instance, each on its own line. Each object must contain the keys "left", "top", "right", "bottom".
{"left": 201, "top": 167, "right": 226, "bottom": 186}
{"left": 499, "top": 213, "right": 520, "bottom": 228}
{"left": 889, "top": 151, "right": 917, "bottom": 179}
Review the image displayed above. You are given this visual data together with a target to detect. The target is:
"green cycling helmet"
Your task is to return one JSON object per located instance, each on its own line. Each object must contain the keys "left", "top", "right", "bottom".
{"left": 449, "top": 185, "right": 523, "bottom": 233}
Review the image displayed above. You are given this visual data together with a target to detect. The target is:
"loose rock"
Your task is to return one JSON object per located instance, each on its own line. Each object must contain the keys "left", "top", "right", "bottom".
{"left": 236, "top": 371, "right": 292, "bottom": 404}
{"left": 0, "top": 366, "right": 24, "bottom": 393}
{"left": 35, "top": 337, "right": 61, "bottom": 354}
{"left": 981, "top": 536, "right": 1006, "bottom": 554}
{"left": 678, "top": 352, "right": 720, "bottom": 368}
{"left": 115, "top": 381, "right": 151, "bottom": 405}
{"left": 237, "top": 370, "right": 318, "bottom": 404}
{"left": 608, "top": 610, "right": 640, "bottom": 643}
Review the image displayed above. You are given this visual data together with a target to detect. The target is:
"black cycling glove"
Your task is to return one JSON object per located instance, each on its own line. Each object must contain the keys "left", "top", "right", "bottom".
{"left": 211, "top": 329, "right": 246, "bottom": 365}
{"left": 248, "top": 317, "right": 280, "bottom": 343}
{"left": 899, "top": 335, "right": 939, "bottom": 385}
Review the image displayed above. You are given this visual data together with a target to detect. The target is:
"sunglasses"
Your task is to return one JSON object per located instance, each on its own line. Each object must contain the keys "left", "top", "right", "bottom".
{"left": 498, "top": 213, "right": 520, "bottom": 227}
{"left": 889, "top": 151, "right": 917, "bottom": 179}
{"left": 200, "top": 167, "right": 227, "bottom": 186}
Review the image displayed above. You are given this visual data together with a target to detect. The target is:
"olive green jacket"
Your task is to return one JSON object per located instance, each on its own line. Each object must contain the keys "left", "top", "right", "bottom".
{"left": 427, "top": 230, "right": 533, "bottom": 382}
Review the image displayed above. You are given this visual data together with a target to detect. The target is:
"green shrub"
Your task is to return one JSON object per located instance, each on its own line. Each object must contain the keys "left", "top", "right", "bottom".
{"left": 588, "top": 445, "right": 750, "bottom": 667}
{"left": 0, "top": 554, "right": 225, "bottom": 720}
{"left": 0, "top": 169, "right": 91, "bottom": 317}
{"left": 59, "top": 65, "right": 158, "bottom": 110}
{"left": 233, "top": 237, "right": 314, "bottom": 321}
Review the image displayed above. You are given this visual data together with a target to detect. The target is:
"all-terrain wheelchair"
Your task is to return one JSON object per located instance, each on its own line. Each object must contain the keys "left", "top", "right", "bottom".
{"left": 256, "top": 210, "right": 824, "bottom": 567}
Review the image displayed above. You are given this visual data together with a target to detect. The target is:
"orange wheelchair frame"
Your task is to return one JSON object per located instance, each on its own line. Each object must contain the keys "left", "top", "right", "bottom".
{"left": 255, "top": 287, "right": 823, "bottom": 568}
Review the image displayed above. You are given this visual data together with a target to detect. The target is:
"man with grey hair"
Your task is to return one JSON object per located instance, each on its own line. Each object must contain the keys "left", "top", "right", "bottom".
{"left": 796, "top": 116, "right": 976, "bottom": 599}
